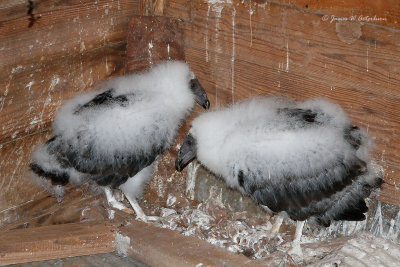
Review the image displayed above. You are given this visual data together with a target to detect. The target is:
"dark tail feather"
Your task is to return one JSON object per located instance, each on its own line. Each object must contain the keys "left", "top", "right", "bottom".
{"left": 344, "top": 126, "right": 363, "bottom": 149}
{"left": 91, "top": 173, "right": 128, "bottom": 188}
{"left": 29, "top": 162, "right": 69, "bottom": 186}
{"left": 333, "top": 199, "right": 368, "bottom": 221}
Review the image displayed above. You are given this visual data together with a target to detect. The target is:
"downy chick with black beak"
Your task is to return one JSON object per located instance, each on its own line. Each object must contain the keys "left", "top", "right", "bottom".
{"left": 30, "top": 61, "right": 210, "bottom": 222}
{"left": 175, "top": 96, "right": 382, "bottom": 257}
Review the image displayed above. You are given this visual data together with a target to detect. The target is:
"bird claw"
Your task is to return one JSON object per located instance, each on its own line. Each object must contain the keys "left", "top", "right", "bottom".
{"left": 288, "top": 242, "right": 303, "bottom": 259}
{"left": 136, "top": 215, "right": 160, "bottom": 223}
{"left": 121, "top": 208, "right": 135, "bottom": 215}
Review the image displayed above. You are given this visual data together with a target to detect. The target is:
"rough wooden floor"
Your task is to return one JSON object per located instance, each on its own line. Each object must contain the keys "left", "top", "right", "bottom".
{"left": 7, "top": 252, "right": 148, "bottom": 267}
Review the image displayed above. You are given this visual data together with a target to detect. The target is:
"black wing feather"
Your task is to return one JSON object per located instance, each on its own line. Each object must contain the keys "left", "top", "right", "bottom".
{"left": 277, "top": 108, "right": 319, "bottom": 123}
{"left": 29, "top": 162, "right": 69, "bottom": 186}
{"left": 37, "top": 132, "right": 166, "bottom": 187}
{"left": 244, "top": 156, "right": 366, "bottom": 218}
{"left": 74, "top": 88, "right": 129, "bottom": 114}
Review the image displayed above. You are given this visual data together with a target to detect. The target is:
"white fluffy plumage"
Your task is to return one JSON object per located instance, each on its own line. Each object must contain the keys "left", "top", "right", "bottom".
{"left": 178, "top": 96, "right": 383, "bottom": 227}
{"left": 30, "top": 61, "right": 209, "bottom": 219}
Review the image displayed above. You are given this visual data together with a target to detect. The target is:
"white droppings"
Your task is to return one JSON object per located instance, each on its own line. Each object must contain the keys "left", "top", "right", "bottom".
{"left": 205, "top": 5, "right": 211, "bottom": 62}
{"left": 160, "top": 208, "right": 177, "bottom": 217}
{"left": 115, "top": 232, "right": 131, "bottom": 256}
{"left": 107, "top": 209, "right": 115, "bottom": 219}
{"left": 286, "top": 38, "right": 290, "bottom": 72}
{"left": 105, "top": 56, "right": 109, "bottom": 74}
{"left": 44, "top": 41, "right": 54, "bottom": 48}
{"left": 81, "top": 206, "right": 90, "bottom": 217}
{"left": 167, "top": 43, "right": 171, "bottom": 59}
{"left": 231, "top": 8, "right": 236, "bottom": 102}
{"left": 11, "top": 131, "right": 18, "bottom": 139}
{"left": 148, "top": 41, "right": 153, "bottom": 65}
{"left": 381, "top": 149, "right": 386, "bottom": 164}
{"left": 186, "top": 161, "right": 200, "bottom": 200}
{"left": 49, "top": 75, "right": 60, "bottom": 91}
{"left": 0, "top": 88, "right": 9, "bottom": 112}
{"left": 366, "top": 45, "right": 369, "bottom": 72}
{"left": 105, "top": 8, "right": 109, "bottom": 15}
{"left": 30, "top": 116, "right": 41, "bottom": 125}
{"left": 38, "top": 75, "right": 59, "bottom": 120}
{"left": 371, "top": 201, "right": 384, "bottom": 237}
{"left": 11, "top": 65, "right": 23, "bottom": 74}
{"left": 25, "top": 81, "right": 35, "bottom": 91}
{"left": 208, "top": 0, "right": 232, "bottom": 16}
{"left": 80, "top": 41, "right": 86, "bottom": 52}
{"left": 167, "top": 194, "right": 177, "bottom": 207}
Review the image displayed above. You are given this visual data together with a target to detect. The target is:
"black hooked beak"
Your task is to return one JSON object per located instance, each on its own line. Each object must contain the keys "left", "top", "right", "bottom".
{"left": 175, "top": 134, "right": 197, "bottom": 172}
{"left": 190, "top": 78, "right": 210, "bottom": 110}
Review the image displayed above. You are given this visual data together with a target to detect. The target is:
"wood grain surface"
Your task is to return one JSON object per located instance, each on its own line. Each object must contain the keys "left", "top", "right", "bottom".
{"left": 270, "top": 0, "right": 400, "bottom": 29}
{"left": 0, "top": 132, "right": 49, "bottom": 216}
{"left": 126, "top": 16, "right": 185, "bottom": 72}
{"left": 0, "top": 0, "right": 139, "bottom": 144}
{"left": 0, "top": 0, "right": 139, "bottom": 214}
{"left": 163, "top": 0, "right": 400, "bottom": 205}
{"left": 0, "top": 222, "right": 116, "bottom": 266}
{"left": 120, "top": 221, "right": 263, "bottom": 267}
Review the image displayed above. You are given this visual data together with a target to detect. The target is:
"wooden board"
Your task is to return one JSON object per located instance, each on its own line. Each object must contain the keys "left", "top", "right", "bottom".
{"left": 126, "top": 16, "right": 185, "bottom": 72}
{"left": 120, "top": 221, "right": 263, "bottom": 267}
{"left": 163, "top": 0, "right": 400, "bottom": 205}
{"left": 0, "top": 222, "right": 116, "bottom": 266}
{"left": 270, "top": 0, "right": 400, "bottom": 29}
{"left": 0, "top": 186, "right": 107, "bottom": 231}
{"left": 0, "top": 42, "right": 126, "bottom": 144}
{"left": 0, "top": 132, "right": 49, "bottom": 216}
{"left": 0, "top": 0, "right": 139, "bottom": 144}
{"left": 7, "top": 252, "right": 148, "bottom": 267}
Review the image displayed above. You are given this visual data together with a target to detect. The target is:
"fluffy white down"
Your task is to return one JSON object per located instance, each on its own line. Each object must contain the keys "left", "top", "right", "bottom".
{"left": 190, "top": 96, "right": 373, "bottom": 192}
{"left": 119, "top": 163, "right": 155, "bottom": 200}
{"left": 52, "top": 61, "right": 196, "bottom": 166}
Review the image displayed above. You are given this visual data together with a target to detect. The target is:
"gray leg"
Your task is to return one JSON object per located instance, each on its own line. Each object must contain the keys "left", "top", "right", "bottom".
{"left": 288, "top": 220, "right": 305, "bottom": 257}
{"left": 271, "top": 215, "right": 284, "bottom": 235}
{"left": 124, "top": 193, "right": 159, "bottom": 222}
{"left": 104, "top": 187, "right": 134, "bottom": 214}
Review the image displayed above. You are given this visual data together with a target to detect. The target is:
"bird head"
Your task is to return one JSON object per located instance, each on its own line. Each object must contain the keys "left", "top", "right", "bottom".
{"left": 175, "top": 133, "right": 197, "bottom": 171}
{"left": 189, "top": 72, "right": 210, "bottom": 110}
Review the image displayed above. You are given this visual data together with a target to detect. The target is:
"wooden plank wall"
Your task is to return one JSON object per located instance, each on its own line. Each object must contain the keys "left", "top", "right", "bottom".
{"left": 272, "top": 0, "right": 400, "bottom": 29}
{"left": 0, "top": 0, "right": 140, "bottom": 214}
{"left": 163, "top": 0, "right": 400, "bottom": 206}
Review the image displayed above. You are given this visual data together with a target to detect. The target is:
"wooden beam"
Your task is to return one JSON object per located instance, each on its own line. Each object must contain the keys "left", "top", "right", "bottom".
{"left": 0, "top": 186, "right": 107, "bottom": 231}
{"left": 119, "top": 221, "right": 261, "bottom": 267}
{"left": 0, "top": 222, "right": 116, "bottom": 266}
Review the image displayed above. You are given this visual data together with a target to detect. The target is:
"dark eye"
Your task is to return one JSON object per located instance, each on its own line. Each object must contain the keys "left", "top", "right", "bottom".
{"left": 190, "top": 81, "right": 196, "bottom": 89}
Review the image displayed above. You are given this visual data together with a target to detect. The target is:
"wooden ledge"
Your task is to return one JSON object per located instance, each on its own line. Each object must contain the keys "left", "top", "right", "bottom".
{"left": 0, "top": 222, "right": 117, "bottom": 266}
{"left": 119, "top": 220, "right": 261, "bottom": 267}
